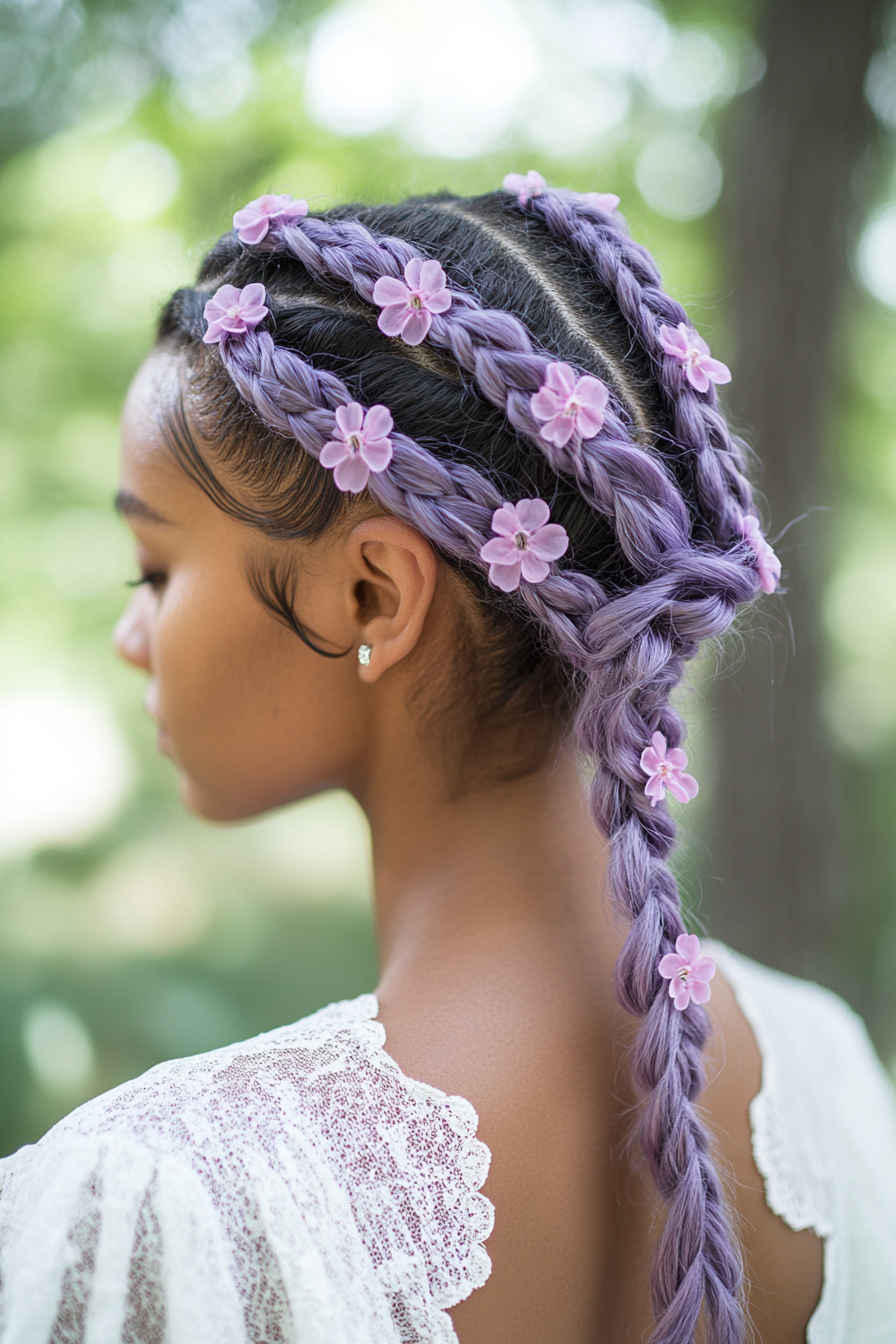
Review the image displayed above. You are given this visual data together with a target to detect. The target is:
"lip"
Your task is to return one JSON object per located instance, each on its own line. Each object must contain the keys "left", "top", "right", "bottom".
{"left": 143, "top": 681, "right": 160, "bottom": 722}
{"left": 143, "top": 683, "right": 172, "bottom": 755}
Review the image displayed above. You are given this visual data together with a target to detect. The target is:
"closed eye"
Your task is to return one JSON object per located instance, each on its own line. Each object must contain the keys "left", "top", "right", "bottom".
{"left": 126, "top": 572, "right": 167, "bottom": 592}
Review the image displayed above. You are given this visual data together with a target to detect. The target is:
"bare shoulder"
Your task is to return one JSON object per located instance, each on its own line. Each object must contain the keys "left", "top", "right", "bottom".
{"left": 702, "top": 969, "right": 823, "bottom": 1344}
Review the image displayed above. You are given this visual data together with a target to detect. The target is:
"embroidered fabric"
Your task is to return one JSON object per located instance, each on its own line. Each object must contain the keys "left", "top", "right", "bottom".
{"left": 0, "top": 995, "right": 493, "bottom": 1344}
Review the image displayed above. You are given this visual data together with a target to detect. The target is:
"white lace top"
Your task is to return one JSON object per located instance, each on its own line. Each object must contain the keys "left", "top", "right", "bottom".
{"left": 0, "top": 946, "right": 894, "bottom": 1343}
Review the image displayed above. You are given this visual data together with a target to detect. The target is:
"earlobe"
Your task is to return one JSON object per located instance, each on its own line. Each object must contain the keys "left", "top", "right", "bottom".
{"left": 347, "top": 518, "right": 439, "bottom": 683}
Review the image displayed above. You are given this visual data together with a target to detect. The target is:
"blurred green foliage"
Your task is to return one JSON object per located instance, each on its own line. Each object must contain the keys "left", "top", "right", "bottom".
{"left": 2, "top": 0, "right": 896, "bottom": 1155}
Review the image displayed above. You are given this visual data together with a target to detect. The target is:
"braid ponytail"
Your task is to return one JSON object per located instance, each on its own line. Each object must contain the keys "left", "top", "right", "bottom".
{"left": 159, "top": 182, "right": 780, "bottom": 1344}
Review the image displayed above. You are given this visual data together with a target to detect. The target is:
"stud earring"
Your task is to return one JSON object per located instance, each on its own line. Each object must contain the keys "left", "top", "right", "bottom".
{"left": 358, "top": 644, "right": 372, "bottom": 666}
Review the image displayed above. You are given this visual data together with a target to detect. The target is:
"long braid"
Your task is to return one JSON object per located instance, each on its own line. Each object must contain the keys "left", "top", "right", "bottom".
{"left": 483, "top": 189, "right": 755, "bottom": 1339}
{"left": 166, "top": 187, "right": 776, "bottom": 1343}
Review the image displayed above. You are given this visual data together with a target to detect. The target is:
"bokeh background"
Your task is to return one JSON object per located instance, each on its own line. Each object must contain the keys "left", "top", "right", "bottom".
{"left": 2, "top": 0, "right": 896, "bottom": 1156}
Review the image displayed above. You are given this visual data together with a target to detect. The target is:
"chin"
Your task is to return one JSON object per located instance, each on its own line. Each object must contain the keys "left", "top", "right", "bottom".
{"left": 177, "top": 773, "right": 267, "bottom": 824}
{"left": 176, "top": 769, "right": 320, "bottom": 825}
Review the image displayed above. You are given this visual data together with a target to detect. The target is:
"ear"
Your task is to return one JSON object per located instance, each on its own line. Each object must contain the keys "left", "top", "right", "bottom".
{"left": 345, "top": 516, "right": 439, "bottom": 682}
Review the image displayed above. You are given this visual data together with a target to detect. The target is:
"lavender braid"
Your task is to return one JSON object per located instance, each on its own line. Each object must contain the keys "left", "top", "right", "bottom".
{"left": 218, "top": 327, "right": 610, "bottom": 642}
{"left": 523, "top": 188, "right": 754, "bottom": 543}
{"left": 175, "top": 186, "right": 776, "bottom": 1343}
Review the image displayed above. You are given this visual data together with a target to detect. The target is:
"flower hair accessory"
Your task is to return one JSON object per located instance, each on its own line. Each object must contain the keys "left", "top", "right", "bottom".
{"left": 530, "top": 363, "right": 609, "bottom": 448}
{"left": 640, "top": 732, "right": 698, "bottom": 807}
{"left": 658, "top": 323, "right": 731, "bottom": 394}
{"left": 372, "top": 259, "right": 452, "bottom": 345}
{"left": 320, "top": 403, "right": 394, "bottom": 493}
{"left": 581, "top": 190, "right": 621, "bottom": 214}
{"left": 479, "top": 499, "right": 569, "bottom": 592}
{"left": 658, "top": 934, "right": 716, "bottom": 1011}
{"left": 503, "top": 169, "right": 547, "bottom": 207}
{"left": 202, "top": 283, "right": 269, "bottom": 344}
{"left": 740, "top": 513, "right": 781, "bottom": 594}
{"left": 503, "top": 170, "right": 620, "bottom": 215}
{"left": 233, "top": 194, "right": 308, "bottom": 245}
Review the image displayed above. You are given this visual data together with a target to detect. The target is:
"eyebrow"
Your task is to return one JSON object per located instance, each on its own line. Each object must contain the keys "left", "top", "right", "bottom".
{"left": 114, "top": 490, "right": 171, "bottom": 525}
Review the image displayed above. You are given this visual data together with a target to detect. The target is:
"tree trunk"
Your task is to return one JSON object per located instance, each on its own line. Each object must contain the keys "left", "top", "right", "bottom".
{"left": 708, "top": 0, "right": 882, "bottom": 981}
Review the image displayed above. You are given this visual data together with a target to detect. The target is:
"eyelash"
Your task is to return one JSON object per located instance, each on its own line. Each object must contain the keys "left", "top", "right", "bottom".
{"left": 127, "top": 572, "right": 167, "bottom": 592}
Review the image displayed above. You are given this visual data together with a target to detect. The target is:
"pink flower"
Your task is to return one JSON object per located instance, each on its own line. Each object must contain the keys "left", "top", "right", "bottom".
{"left": 319, "top": 403, "right": 394, "bottom": 493}
{"left": 202, "top": 283, "right": 269, "bottom": 344}
{"left": 640, "top": 732, "right": 698, "bottom": 807}
{"left": 530, "top": 363, "right": 609, "bottom": 447}
{"left": 479, "top": 498, "right": 569, "bottom": 593}
{"left": 740, "top": 513, "right": 781, "bottom": 594}
{"left": 372, "top": 259, "right": 452, "bottom": 345}
{"left": 503, "top": 169, "right": 547, "bottom": 207}
{"left": 658, "top": 322, "right": 731, "bottom": 394}
{"left": 658, "top": 934, "right": 716, "bottom": 1012}
{"left": 581, "top": 191, "right": 620, "bottom": 214}
{"left": 233, "top": 194, "right": 309, "bottom": 245}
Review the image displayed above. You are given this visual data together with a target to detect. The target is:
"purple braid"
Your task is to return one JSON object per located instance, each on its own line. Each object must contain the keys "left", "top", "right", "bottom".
{"left": 162, "top": 187, "right": 777, "bottom": 1343}
{"left": 524, "top": 189, "right": 754, "bottom": 544}
{"left": 219, "top": 329, "right": 611, "bottom": 633}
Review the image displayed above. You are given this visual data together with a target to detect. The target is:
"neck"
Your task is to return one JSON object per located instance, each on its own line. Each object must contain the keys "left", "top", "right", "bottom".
{"left": 360, "top": 738, "right": 619, "bottom": 1008}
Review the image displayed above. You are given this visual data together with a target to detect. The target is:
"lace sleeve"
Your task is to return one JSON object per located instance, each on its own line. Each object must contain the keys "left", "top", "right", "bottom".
{"left": 0, "top": 1128, "right": 394, "bottom": 1344}
{"left": 0, "top": 995, "right": 494, "bottom": 1344}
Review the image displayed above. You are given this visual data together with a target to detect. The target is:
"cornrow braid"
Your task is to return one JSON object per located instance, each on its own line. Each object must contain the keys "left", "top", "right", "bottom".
{"left": 185, "top": 306, "right": 610, "bottom": 633}
{"left": 157, "top": 184, "right": 776, "bottom": 1344}
{"left": 241, "top": 209, "right": 699, "bottom": 583}
{"left": 521, "top": 187, "right": 754, "bottom": 544}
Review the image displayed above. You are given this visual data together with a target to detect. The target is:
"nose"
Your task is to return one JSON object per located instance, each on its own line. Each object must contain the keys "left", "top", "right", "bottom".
{"left": 113, "top": 586, "right": 153, "bottom": 672}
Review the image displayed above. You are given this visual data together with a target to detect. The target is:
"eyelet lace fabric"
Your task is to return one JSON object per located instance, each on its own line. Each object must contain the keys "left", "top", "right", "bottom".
{"left": 0, "top": 995, "right": 493, "bottom": 1344}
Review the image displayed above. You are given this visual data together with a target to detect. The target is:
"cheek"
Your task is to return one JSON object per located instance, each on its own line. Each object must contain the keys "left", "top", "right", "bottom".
{"left": 153, "top": 572, "right": 361, "bottom": 820}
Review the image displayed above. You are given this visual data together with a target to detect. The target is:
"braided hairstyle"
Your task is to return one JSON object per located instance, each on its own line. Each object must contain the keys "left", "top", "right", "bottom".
{"left": 157, "top": 183, "right": 770, "bottom": 1344}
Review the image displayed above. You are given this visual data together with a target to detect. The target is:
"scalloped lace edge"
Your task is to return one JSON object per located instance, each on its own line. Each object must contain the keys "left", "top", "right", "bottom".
{"left": 354, "top": 993, "right": 495, "bottom": 1334}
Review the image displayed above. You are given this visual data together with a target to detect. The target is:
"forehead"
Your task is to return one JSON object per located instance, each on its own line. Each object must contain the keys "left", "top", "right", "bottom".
{"left": 119, "top": 347, "right": 213, "bottom": 520}
{"left": 121, "top": 348, "right": 182, "bottom": 459}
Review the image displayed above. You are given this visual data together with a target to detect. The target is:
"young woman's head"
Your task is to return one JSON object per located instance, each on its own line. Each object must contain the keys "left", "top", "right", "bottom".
{"left": 115, "top": 178, "right": 777, "bottom": 1343}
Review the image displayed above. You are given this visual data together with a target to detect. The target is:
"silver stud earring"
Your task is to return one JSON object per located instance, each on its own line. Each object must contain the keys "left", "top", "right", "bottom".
{"left": 358, "top": 644, "right": 372, "bottom": 666}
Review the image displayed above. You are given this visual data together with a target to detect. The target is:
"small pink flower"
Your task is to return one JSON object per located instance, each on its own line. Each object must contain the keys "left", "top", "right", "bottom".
{"left": 530, "top": 363, "right": 609, "bottom": 447}
{"left": 479, "top": 499, "right": 569, "bottom": 593}
{"left": 658, "top": 933, "right": 716, "bottom": 1011}
{"left": 372, "top": 259, "right": 452, "bottom": 345}
{"left": 503, "top": 169, "right": 547, "bottom": 207}
{"left": 581, "top": 191, "right": 620, "bottom": 214}
{"left": 233, "top": 194, "right": 309, "bottom": 245}
{"left": 740, "top": 513, "right": 781, "bottom": 594}
{"left": 320, "top": 403, "right": 394, "bottom": 493}
{"left": 640, "top": 732, "right": 698, "bottom": 807}
{"left": 202, "top": 283, "right": 269, "bottom": 344}
{"left": 658, "top": 322, "right": 731, "bottom": 394}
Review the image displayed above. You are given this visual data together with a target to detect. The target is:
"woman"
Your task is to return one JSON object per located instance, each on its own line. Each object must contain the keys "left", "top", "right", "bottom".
{"left": 1, "top": 176, "right": 894, "bottom": 1344}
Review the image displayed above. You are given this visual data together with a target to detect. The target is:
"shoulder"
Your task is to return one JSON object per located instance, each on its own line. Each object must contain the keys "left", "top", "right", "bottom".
{"left": 0, "top": 993, "right": 493, "bottom": 1344}
{"left": 710, "top": 943, "right": 896, "bottom": 1340}
{"left": 5, "top": 992, "right": 382, "bottom": 1152}
{"left": 710, "top": 942, "right": 896, "bottom": 1164}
